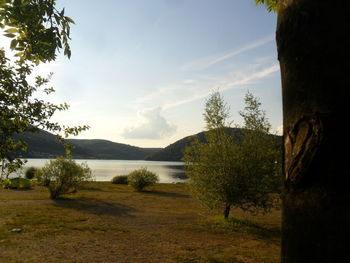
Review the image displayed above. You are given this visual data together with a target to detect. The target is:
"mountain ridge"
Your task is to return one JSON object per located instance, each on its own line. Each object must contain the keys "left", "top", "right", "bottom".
{"left": 14, "top": 129, "right": 161, "bottom": 160}
{"left": 14, "top": 128, "right": 281, "bottom": 161}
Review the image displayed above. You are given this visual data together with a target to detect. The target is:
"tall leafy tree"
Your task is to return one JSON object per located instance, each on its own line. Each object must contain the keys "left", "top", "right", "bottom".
{"left": 0, "top": 0, "right": 88, "bottom": 178}
{"left": 257, "top": 1, "right": 349, "bottom": 262}
{"left": 184, "top": 91, "right": 280, "bottom": 219}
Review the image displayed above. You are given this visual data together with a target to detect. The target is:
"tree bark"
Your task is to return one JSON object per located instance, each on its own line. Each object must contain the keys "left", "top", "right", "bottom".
{"left": 224, "top": 203, "right": 231, "bottom": 219}
{"left": 277, "top": 1, "right": 350, "bottom": 262}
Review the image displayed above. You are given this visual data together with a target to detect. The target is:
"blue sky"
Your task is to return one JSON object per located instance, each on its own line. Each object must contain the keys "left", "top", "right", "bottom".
{"left": 5, "top": 0, "right": 282, "bottom": 148}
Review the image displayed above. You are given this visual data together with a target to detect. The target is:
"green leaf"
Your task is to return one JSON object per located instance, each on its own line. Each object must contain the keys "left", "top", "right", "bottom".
{"left": 3, "top": 33, "right": 15, "bottom": 38}
{"left": 255, "top": 0, "right": 278, "bottom": 12}
{"left": 10, "top": 39, "right": 17, "bottom": 49}
{"left": 65, "top": 16, "right": 75, "bottom": 24}
{"left": 5, "top": 28, "right": 18, "bottom": 33}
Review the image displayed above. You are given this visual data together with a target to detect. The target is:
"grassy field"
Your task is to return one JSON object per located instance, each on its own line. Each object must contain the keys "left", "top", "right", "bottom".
{"left": 0, "top": 182, "right": 281, "bottom": 263}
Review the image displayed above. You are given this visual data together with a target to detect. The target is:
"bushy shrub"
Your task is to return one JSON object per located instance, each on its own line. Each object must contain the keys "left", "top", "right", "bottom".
{"left": 111, "top": 175, "right": 128, "bottom": 184}
{"left": 1, "top": 178, "right": 31, "bottom": 189}
{"left": 1, "top": 179, "right": 11, "bottom": 189}
{"left": 25, "top": 167, "right": 37, "bottom": 179}
{"left": 127, "top": 168, "right": 159, "bottom": 191}
{"left": 40, "top": 157, "right": 93, "bottom": 199}
{"left": 34, "top": 168, "right": 50, "bottom": 186}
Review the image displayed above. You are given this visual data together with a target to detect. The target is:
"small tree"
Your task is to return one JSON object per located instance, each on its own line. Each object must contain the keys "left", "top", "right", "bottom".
{"left": 185, "top": 91, "right": 281, "bottom": 219}
{"left": 40, "top": 157, "right": 93, "bottom": 199}
{"left": 236, "top": 92, "right": 282, "bottom": 212}
{"left": 127, "top": 168, "right": 159, "bottom": 191}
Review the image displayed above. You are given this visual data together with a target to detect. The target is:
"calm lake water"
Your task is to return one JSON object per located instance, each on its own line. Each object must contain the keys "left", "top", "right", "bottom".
{"left": 22, "top": 159, "right": 186, "bottom": 183}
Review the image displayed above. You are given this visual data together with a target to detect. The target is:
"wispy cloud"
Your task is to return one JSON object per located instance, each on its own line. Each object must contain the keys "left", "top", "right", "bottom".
{"left": 181, "top": 35, "right": 274, "bottom": 71}
{"left": 132, "top": 62, "right": 279, "bottom": 113}
{"left": 221, "top": 64, "right": 279, "bottom": 91}
{"left": 164, "top": 63, "right": 280, "bottom": 110}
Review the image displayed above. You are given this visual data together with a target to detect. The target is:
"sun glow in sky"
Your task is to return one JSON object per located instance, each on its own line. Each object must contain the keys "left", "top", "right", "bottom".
{"left": 3, "top": 0, "right": 282, "bottom": 148}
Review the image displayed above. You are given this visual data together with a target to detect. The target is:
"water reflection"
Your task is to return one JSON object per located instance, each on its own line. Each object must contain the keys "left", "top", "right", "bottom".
{"left": 164, "top": 165, "right": 186, "bottom": 179}
{"left": 23, "top": 159, "right": 187, "bottom": 183}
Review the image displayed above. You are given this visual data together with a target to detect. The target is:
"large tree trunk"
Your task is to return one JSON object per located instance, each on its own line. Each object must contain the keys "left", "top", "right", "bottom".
{"left": 277, "top": 1, "right": 350, "bottom": 262}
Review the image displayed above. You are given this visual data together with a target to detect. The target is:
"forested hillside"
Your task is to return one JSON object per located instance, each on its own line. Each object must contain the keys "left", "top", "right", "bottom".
{"left": 14, "top": 128, "right": 281, "bottom": 161}
{"left": 146, "top": 128, "right": 246, "bottom": 161}
{"left": 14, "top": 129, "right": 161, "bottom": 160}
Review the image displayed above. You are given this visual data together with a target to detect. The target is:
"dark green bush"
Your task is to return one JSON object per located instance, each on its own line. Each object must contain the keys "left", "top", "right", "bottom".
{"left": 127, "top": 168, "right": 159, "bottom": 191}
{"left": 40, "top": 157, "right": 93, "bottom": 199}
{"left": 25, "top": 166, "right": 37, "bottom": 179}
{"left": 111, "top": 175, "right": 128, "bottom": 184}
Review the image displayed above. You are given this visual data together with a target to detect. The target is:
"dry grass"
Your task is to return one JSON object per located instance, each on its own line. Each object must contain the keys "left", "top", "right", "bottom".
{"left": 0, "top": 182, "right": 281, "bottom": 263}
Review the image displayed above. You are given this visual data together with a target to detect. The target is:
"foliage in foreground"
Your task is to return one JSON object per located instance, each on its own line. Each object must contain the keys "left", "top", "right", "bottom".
{"left": 185, "top": 91, "right": 281, "bottom": 218}
{"left": 38, "top": 157, "right": 93, "bottom": 199}
{"left": 0, "top": 0, "right": 88, "bottom": 179}
{"left": 127, "top": 168, "right": 159, "bottom": 191}
{"left": 255, "top": 0, "right": 278, "bottom": 12}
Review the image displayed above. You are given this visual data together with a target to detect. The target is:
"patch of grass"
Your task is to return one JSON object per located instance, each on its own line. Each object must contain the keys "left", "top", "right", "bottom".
{"left": 202, "top": 253, "right": 245, "bottom": 263}
{"left": 0, "top": 182, "right": 280, "bottom": 263}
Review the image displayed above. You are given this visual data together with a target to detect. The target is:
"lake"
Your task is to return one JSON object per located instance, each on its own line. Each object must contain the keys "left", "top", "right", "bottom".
{"left": 22, "top": 159, "right": 186, "bottom": 183}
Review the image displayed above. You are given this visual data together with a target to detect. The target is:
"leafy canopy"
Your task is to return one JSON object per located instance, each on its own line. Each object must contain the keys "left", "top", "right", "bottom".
{"left": 255, "top": 0, "right": 278, "bottom": 12}
{"left": 0, "top": 0, "right": 88, "bottom": 178}
{"left": 185, "top": 91, "right": 281, "bottom": 219}
{"left": 0, "top": 0, "right": 74, "bottom": 63}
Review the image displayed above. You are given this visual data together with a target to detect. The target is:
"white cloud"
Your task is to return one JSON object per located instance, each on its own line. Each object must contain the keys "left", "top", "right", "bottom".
{"left": 181, "top": 35, "right": 274, "bottom": 71}
{"left": 122, "top": 107, "right": 177, "bottom": 139}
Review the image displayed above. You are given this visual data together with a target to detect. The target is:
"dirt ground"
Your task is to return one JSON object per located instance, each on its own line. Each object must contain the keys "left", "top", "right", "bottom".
{"left": 0, "top": 183, "right": 280, "bottom": 263}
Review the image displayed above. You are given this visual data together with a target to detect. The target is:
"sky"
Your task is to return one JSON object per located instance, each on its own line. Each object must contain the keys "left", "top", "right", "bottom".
{"left": 2, "top": 0, "right": 282, "bottom": 148}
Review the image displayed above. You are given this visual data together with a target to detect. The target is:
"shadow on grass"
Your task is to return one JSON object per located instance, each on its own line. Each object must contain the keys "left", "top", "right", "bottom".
{"left": 4, "top": 188, "right": 34, "bottom": 191}
{"left": 53, "top": 198, "right": 136, "bottom": 217}
{"left": 143, "top": 190, "right": 190, "bottom": 198}
{"left": 78, "top": 186, "right": 103, "bottom": 192}
{"left": 207, "top": 216, "right": 281, "bottom": 244}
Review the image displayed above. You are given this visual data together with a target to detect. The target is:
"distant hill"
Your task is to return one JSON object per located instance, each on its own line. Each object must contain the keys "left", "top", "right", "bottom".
{"left": 13, "top": 128, "right": 281, "bottom": 161}
{"left": 14, "top": 129, "right": 161, "bottom": 160}
{"left": 13, "top": 129, "right": 83, "bottom": 158}
{"left": 146, "top": 128, "right": 281, "bottom": 162}
{"left": 67, "top": 139, "right": 160, "bottom": 160}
